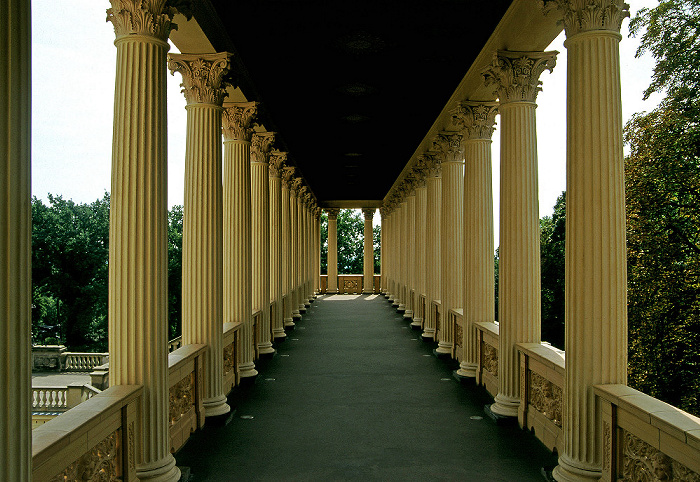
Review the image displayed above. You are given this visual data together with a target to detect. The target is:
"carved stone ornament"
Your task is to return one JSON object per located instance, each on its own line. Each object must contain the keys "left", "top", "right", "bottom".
{"left": 281, "top": 166, "right": 296, "bottom": 187}
{"left": 222, "top": 102, "right": 258, "bottom": 142}
{"left": 251, "top": 132, "right": 276, "bottom": 164}
{"left": 223, "top": 341, "right": 235, "bottom": 375}
{"left": 50, "top": 429, "right": 120, "bottom": 481}
{"left": 622, "top": 430, "right": 700, "bottom": 481}
{"left": 107, "top": 0, "right": 178, "bottom": 41}
{"left": 168, "top": 53, "right": 232, "bottom": 106}
{"left": 169, "top": 372, "right": 195, "bottom": 426}
{"left": 482, "top": 342, "right": 498, "bottom": 377}
{"left": 452, "top": 101, "right": 499, "bottom": 140}
{"left": 432, "top": 132, "right": 464, "bottom": 163}
{"left": 325, "top": 208, "right": 340, "bottom": 220}
{"left": 291, "top": 177, "right": 304, "bottom": 195}
{"left": 482, "top": 50, "right": 557, "bottom": 104}
{"left": 455, "top": 323, "right": 463, "bottom": 349}
{"left": 528, "top": 371, "right": 562, "bottom": 427}
{"left": 362, "top": 207, "right": 375, "bottom": 219}
{"left": 269, "top": 151, "right": 287, "bottom": 178}
{"left": 542, "top": 0, "right": 630, "bottom": 38}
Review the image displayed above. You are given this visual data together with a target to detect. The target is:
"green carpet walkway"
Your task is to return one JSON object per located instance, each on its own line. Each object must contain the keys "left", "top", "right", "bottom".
{"left": 176, "top": 294, "right": 557, "bottom": 481}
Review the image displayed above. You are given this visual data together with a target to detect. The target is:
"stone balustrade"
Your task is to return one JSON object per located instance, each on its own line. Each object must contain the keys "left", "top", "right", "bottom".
{"left": 32, "top": 384, "right": 142, "bottom": 481}
{"left": 252, "top": 309, "right": 262, "bottom": 359}
{"left": 223, "top": 321, "right": 243, "bottom": 395}
{"left": 595, "top": 384, "right": 700, "bottom": 481}
{"left": 63, "top": 352, "right": 109, "bottom": 372}
{"left": 167, "top": 343, "right": 207, "bottom": 454}
{"left": 32, "top": 387, "right": 68, "bottom": 411}
{"left": 31, "top": 346, "right": 108, "bottom": 372}
{"left": 168, "top": 336, "right": 183, "bottom": 353}
{"left": 319, "top": 274, "right": 381, "bottom": 294}
{"left": 475, "top": 321, "right": 499, "bottom": 398}
{"left": 516, "top": 342, "right": 565, "bottom": 453}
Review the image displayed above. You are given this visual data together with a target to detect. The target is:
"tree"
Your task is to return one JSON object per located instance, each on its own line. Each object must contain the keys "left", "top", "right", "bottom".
{"left": 320, "top": 209, "right": 372, "bottom": 275}
{"left": 540, "top": 192, "right": 566, "bottom": 350}
{"left": 168, "top": 205, "right": 184, "bottom": 339}
{"left": 320, "top": 211, "right": 328, "bottom": 274}
{"left": 373, "top": 224, "right": 381, "bottom": 274}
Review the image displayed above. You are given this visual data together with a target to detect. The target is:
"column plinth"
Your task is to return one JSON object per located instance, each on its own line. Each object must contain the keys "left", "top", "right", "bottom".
{"left": 168, "top": 52, "right": 232, "bottom": 418}
{"left": 107, "top": 1, "right": 180, "bottom": 479}
{"left": 544, "top": 2, "right": 629, "bottom": 480}
{"left": 424, "top": 158, "right": 442, "bottom": 340}
{"left": 222, "top": 102, "right": 258, "bottom": 380}
{"left": 362, "top": 208, "right": 375, "bottom": 293}
{"left": 326, "top": 209, "right": 340, "bottom": 294}
{"left": 482, "top": 49, "right": 557, "bottom": 417}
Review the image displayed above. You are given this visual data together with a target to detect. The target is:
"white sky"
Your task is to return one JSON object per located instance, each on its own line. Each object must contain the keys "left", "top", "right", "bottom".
{"left": 31, "top": 1, "right": 662, "bottom": 245}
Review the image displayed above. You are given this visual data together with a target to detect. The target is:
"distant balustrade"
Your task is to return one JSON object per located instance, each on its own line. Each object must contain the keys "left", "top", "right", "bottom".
{"left": 168, "top": 336, "right": 183, "bottom": 353}
{"left": 319, "top": 274, "right": 381, "bottom": 294}
{"left": 63, "top": 352, "right": 109, "bottom": 371}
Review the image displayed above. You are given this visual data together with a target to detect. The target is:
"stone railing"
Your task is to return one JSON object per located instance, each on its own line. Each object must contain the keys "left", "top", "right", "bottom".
{"left": 168, "top": 343, "right": 206, "bottom": 454}
{"left": 63, "top": 352, "right": 109, "bottom": 371}
{"left": 595, "top": 384, "right": 700, "bottom": 481}
{"left": 417, "top": 294, "right": 427, "bottom": 328}
{"left": 168, "top": 336, "right": 183, "bottom": 353}
{"left": 32, "top": 384, "right": 142, "bottom": 481}
{"left": 319, "top": 275, "right": 328, "bottom": 293}
{"left": 373, "top": 274, "right": 381, "bottom": 293}
{"left": 516, "top": 342, "right": 565, "bottom": 453}
{"left": 339, "top": 274, "right": 363, "bottom": 294}
{"left": 32, "top": 345, "right": 109, "bottom": 372}
{"left": 450, "top": 308, "right": 464, "bottom": 360}
{"left": 32, "top": 383, "right": 102, "bottom": 412}
{"left": 475, "top": 321, "right": 499, "bottom": 398}
{"left": 223, "top": 321, "right": 243, "bottom": 395}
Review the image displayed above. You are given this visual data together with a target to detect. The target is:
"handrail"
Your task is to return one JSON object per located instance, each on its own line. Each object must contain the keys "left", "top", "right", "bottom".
{"left": 62, "top": 352, "right": 109, "bottom": 371}
{"left": 32, "top": 386, "right": 68, "bottom": 410}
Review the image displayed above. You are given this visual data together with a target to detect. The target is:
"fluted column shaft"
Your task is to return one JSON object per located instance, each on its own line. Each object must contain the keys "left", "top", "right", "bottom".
{"left": 404, "top": 194, "right": 416, "bottom": 318}
{"left": 269, "top": 157, "right": 285, "bottom": 341}
{"left": 397, "top": 201, "right": 407, "bottom": 310}
{"left": 296, "top": 192, "right": 306, "bottom": 309}
{"left": 222, "top": 102, "right": 257, "bottom": 380}
{"left": 107, "top": 3, "right": 179, "bottom": 478}
{"left": 413, "top": 182, "right": 427, "bottom": 328}
{"left": 386, "top": 211, "right": 394, "bottom": 300}
{"left": 363, "top": 209, "right": 375, "bottom": 293}
{"left": 0, "top": 1, "right": 31, "bottom": 478}
{"left": 437, "top": 149, "right": 464, "bottom": 355}
{"left": 252, "top": 134, "right": 275, "bottom": 356}
{"left": 327, "top": 209, "right": 339, "bottom": 293}
{"left": 290, "top": 187, "right": 301, "bottom": 317}
{"left": 281, "top": 169, "right": 295, "bottom": 326}
{"left": 380, "top": 211, "right": 387, "bottom": 294}
{"left": 170, "top": 52, "right": 232, "bottom": 418}
{"left": 552, "top": 3, "right": 629, "bottom": 479}
{"left": 424, "top": 170, "right": 441, "bottom": 339}
{"left": 314, "top": 211, "right": 321, "bottom": 294}
{"left": 303, "top": 203, "right": 312, "bottom": 304}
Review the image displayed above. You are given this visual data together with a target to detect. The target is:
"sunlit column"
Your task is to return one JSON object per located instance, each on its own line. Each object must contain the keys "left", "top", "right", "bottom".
{"left": 222, "top": 102, "right": 258, "bottom": 380}
{"left": 412, "top": 164, "right": 428, "bottom": 329}
{"left": 423, "top": 156, "right": 442, "bottom": 340}
{"left": 396, "top": 197, "right": 407, "bottom": 311}
{"left": 289, "top": 179, "right": 302, "bottom": 319}
{"left": 297, "top": 187, "right": 309, "bottom": 309}
{"left": 380, "top": 209, "right": 387, "bottom": 295}
{"left": 362, "top": 208, "right": 375, "bottom": 293}
{"left": 452, "top": 101, "right": 498, "bottom": 378}
{"left": 385, "top": 207, "right": 395, "bottom": 301}
{"left": 433, "top": 132, "right": 464, "bottom": 356}
{"left": 269, "top": 151, "right": 287, "bottom": 341}
{"left": 168, "top": 52, "right": 231, "bottom": 418}
{"left": 107, "top": 2, "right": 180, "bottom": 479}
{"left": 403, "top": 188, "right": 416, "bottom": 319}
{"left": 281, "top": 167, "right": 296, "bottom": 327}
{"left": 544, "top": 2, "right": 630, "bottom": 480}
{"left": 251, "top": 132, "right": 276, "bottom": 357}
{"left": 326, "top": 208, "right": 340, "bottom": 293}
{"left": 314, "top": 207, "right": 321, "bottom": 295}
{"left": 482, "top": 49, "right": 557, "bottom": 417}
{"left": 302, "top": 195, "right": 313, "bottom": 305}
{"left": 0, "top": 0, "right": 31, "bottom": 478}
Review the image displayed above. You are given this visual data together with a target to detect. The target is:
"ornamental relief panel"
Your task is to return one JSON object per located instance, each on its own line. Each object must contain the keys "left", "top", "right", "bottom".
{"left": 223, "top": 342, "right": 235, "bottom": 376}
{"left": 169, "top": 372, "right": 195, "bottom": 426}
{"left": 481, "top": 342, "right": 498, "bottom": 377}
{"left": 528, "top": 371, "right": 562, "bottom": 427}
{"left": 454, "top": 323, "right": 463, "bottom": 349}
{"left": 622, "top": 430, "right": 700, "bottom": 481}
{"left": 50, "top": 429, "right": 121, "bottom": 482}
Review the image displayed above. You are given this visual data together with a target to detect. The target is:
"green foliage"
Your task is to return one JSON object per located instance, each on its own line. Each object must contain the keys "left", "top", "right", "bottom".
{"left": 494, "top": 248, "right": 499, "bottom": 322}
{"left": 540, "top": 192, "right": 566, "bottom": 350}
{"left": 373, "top": 224, "right": 381, "bottom": 274}
{"left": 168, "top": 205, "right": 184, "bottom": 339}
{"left": 320, "top": 211, "right": 328, "bottom": 274}
{"left": 320, "top": 209, "right": 377, "bottom": 275}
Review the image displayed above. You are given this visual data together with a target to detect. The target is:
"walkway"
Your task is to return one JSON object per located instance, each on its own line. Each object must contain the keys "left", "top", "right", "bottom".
{"left": 176, "top": 294, "right": 556, "bottom": 481}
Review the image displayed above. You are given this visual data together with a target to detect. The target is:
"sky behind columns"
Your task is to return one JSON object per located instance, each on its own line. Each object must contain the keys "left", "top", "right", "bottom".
{"left": 31, "top": 0, "right": 662, "bottom": 248}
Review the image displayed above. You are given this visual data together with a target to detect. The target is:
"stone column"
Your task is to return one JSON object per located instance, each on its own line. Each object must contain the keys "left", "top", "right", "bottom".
{"left": 452, "top": 101, "right": 498, "bottom": 378}
{"left": 168, "top": 52, "right": 231, "bottom": 418}
{"left": 289, "top": 179, "right": 302, "bottom": 319}
{"left": 251, "top": 132, "right": 276, "bottom": 357}
{"left": 107, "top": 2, "right": 180, "bottom": 479}
{"left": 281, "top": 167, "right": 296, "bottom": 327}
{"left": 302, "top": 195, "right": 313, "bottom": 305}
{"left": 394, "top": 199, "right": 404, "bottom": 310}
{"left": 424, "top": 156, "right": 442, "bottom": 340}
{"left": 482, "top": 49, "right": 556, "bottom": 417}
{"left": 222, "top": 102, "right": 258, "bottom": 380}
{"left": 413, "top": 164, "right": 428, "bottom": 329}
{"left": 297, "top": 188, "right": 309, "bottom": 308}
{"left": 545, "top": 2, "right": 629, "bottom": 480}
{"left": 362, "top": 208, "right": 375, "bottom": 293}
{"left": 380, "top": 209, "right": 387, "bottom": 295}
{"left": 326, "top": 208, "right": 340, "bottom": 293}
{"left": 315, "top": 207, "right": 322, "bottom": 295}
{"left": 385, "top": 207, "right": 394, "bottom": 301}
{"left": 433, "top": 132, "right": 464, "bottom": 356}
{"left": 0, "top": 1, "right": 31, "bottom": 478}
{"left": 403, "top": 188, "right": 416, "bottom": 319}
{"left": 269, "top": 151, "right": 287, "bottom": 341}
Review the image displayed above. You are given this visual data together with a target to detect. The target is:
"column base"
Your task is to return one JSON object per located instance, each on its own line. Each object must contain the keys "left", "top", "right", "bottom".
{"left": 273, "top": 329, "right": 287, "bottom": 342}
{"left": 433, "top": 348, "right": 451, "bottom": 360}
{"left": 397, "top": 304, "right": 406, "bottom": 312}
{"left": 258, "top": 343, "right": 276, "bottom": 358}
{"left": 552, "top": 454, "right": 601, "bottom": 482}
{"left": 239, "top": 363, "right": 258, "bottom": 380}
{"left": 392, "top": 300, "right": 399, "bottom": 307}
{"left": 452, "top": 369, "right": 476, "bottom": 385}
{"left": 284, "top": 318, "right": 296, "bottom": 329}
{"left": 455, "top": 362, "right": 477, "bottom": 379}
{"left": 403, "top": 310, "right": 414, "bottom": 320}
{"left": 304, "top": 299, "right": 311, "bottom": 307}
{"left": 203, "top": 394, "right": 231, "bottom": 418}
{"left": 292, "top": 313, "right": 302, "bottom": 321}
{"left": 298, "top": 304, "right": 306, "bottom": 313}
{"left": 136, "top": 454, "right": 180, "bottom": 482}
{"left": 421, "top": 328, "right": 435, "bottom": 340}
{"left": 483, "top": 403, "right": 518, "bottom": 426}
{"left": 435, "top": 342, "right": 452, "bottom": 356}
{"left": 490, "top": 393, "right": 520, "bottom": 418}
{"left": 410, "top": 317, "right": 422, "bottom": 329}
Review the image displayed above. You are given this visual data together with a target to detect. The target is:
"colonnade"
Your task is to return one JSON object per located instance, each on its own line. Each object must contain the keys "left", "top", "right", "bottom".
{"left": 382, "top": 1, "right": 629, "bottom": 479}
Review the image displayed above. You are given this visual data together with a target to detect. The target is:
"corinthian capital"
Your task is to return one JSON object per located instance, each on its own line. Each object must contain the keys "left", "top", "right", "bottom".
{"left": 291, "top": 177, "right": 304, "bottom": 195}
{"left": 542, "top": 0, "right": 630, "bottom": 37}
{"left": 432, "top": 132, "right": 464, "bottom": 163}
{"left": 107, "top": 0, "right": 178, "bottom": 42}
{"left": 251, "top": 132, "right": 276, "bottom": 164}
{"left": 269, "top": 151, "right": 287, "bottom": 178}
{"left": 482, "top": 50, "right": 557, "bottom": 104}
{"left": 168, "top": 52, "right": 232, "bottom": 106}
{"left": 325, "top": 208, "right": 340, "bottom": 220}
{"left": 452, "top": 101, "right": 499, "bottom": 140}
{"left": 362, "top": 208, "right": 375, "bottom": 220}
{"left": 222, "top": 102, "right": 258, "bottom": 142}
{"left": 282, "top": 166, "right": 296, "bottom": 187}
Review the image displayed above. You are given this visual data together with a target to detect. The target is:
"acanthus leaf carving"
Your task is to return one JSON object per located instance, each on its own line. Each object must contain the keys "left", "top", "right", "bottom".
{"left": 107, "top": 0, "right": 178, "bottom": 42}
{"left": 325, "top": 208, "right": 340, "bottom": 220}
{"left": 482, "top": 342, "right": 498, "bottom": 377}
{"left": 622, "top": 430, "right": 700, "bottom": 481}
{"left": 251, "top": 132, "right": 276, "bottom": 164}
{"left": 528, "top": 371, "right": 562, "bottom": 427}
{"left": 222, "top": 102, "right": 258, "bottom": 142}
{"left": 269, "top": 151, "right": 288, "bottom": 178}
{"left": 452, "top": 101, "right": 499, "bottom": 141}
{"left": 482, "top": 50, "right": 557, "bottom": 104}
{"left": 49, "top": 430, "right": 120, "bottom": 482}
{"left": 282, "top": 166, "right": 296, "bottom": 187}
{"left": 542, "top": 0, "right": 630, "bottom": 38}
{"left": 168, "top": 52, "right": 232, "bottom": 106}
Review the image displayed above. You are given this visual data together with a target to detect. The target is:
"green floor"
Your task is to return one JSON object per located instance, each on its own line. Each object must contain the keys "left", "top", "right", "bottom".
{"left": 175, "top": 294, "right": 557, "bottom": 481}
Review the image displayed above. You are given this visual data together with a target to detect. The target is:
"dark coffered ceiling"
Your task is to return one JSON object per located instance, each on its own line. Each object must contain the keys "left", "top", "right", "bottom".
{"left": 193, "top": 0, "right": 513, "bottom": 204}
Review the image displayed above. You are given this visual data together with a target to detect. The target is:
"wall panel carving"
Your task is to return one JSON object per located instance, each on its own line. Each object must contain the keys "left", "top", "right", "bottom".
{"left": 622, "top": 430, "right": 700, "bottom": 481}
{"left": 169, "top": 372, "right": 195, "bottom": 426}
{"left": 529, "top": 371, "right": 562, "bottom": 427}
{"left": 49, "top": 429, "right": 120, "bottom": 482}
{"left": 482, "top": 342, "right": 498, "bottom": 377}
